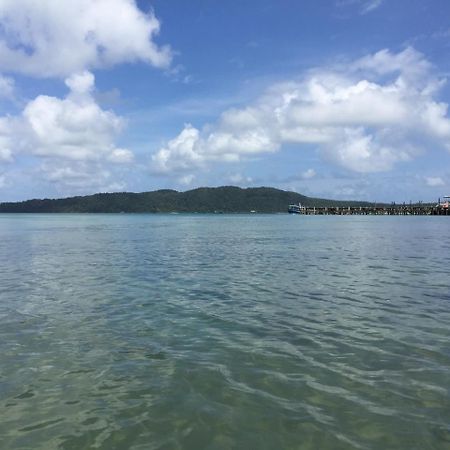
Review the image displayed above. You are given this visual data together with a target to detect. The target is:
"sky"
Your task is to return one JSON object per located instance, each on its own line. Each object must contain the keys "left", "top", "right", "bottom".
{"left": 0, "top": 0, "right": 450, "bottom": 202}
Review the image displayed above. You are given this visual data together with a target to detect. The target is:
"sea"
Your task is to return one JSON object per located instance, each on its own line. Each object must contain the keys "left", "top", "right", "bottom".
{"left": 0, "top": 213, "right": 449, "bottom": 450}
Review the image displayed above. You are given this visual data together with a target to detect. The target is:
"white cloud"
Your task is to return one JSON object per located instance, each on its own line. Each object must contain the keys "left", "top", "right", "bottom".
{"left": 152, "top": 125, "right": 204, "bottom": 173}
{"left": 65, "top": 71, "right": 95, "bottom": 95}
{"left": 352, "top": 47, "right": 432, "bottom": 87}
{"left": 336, "top": 0, "right": 383, "bottom": 15}
{"left": 42, "top": 162, "right": 110, "bottom": 188}
{"left": 360, "top": 0, "right": 383, "bottom": 14}
{"left": 39, "top": 160, "right": 127, "bottom": 194}
{"left": 425, "top": 176, "right": 445, "bottom": 187}
{"left": 22, "top": 70, "right": 131, "bottom": 162}
{"left": 0, "top": 147, "right": 12, "bottom": 162}
{"left": 0, "top": 70, "right": 133, "bottom": 191}
{"left": 321, "top": 127, "right": 410, "bottom": 173}
{"left": 152, "top": 47, "right": 450, "bottom": 175}
{"left": 108, "top": 148, "right": 134, "bottom": 164}
{"left": 0, "top": 0, "right": 172, "bottom": 77}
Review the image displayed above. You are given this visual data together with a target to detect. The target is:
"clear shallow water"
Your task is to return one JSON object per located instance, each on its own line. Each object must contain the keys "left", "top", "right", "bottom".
{"left": 0, "top": 214, "right": 449, "bottom": 450}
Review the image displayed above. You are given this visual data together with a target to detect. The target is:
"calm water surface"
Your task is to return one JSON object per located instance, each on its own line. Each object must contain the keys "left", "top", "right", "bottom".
{"left": 0, "top": 214, "right": 449, "bottom": 449}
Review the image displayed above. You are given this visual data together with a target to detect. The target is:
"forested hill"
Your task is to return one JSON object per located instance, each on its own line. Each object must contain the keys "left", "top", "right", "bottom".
{"left": 0, "top": 186, "right": 375, "bottom": 213}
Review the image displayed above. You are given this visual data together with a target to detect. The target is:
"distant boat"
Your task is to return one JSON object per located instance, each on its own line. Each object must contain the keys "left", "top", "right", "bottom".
{"left": 438, "top": 196, "right": 450, "bottom": 209}
{"left": 288, "top": 203, "right": 304, "bottom": 214}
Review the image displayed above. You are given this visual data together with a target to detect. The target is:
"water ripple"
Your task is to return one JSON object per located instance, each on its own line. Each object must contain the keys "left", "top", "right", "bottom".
{"left": 0, "top": 214, "right": 449, "bottom": 449}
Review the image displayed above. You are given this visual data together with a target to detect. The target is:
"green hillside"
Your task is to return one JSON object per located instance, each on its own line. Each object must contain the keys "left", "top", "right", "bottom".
{"left": 0, "top": 186, "right": 375, "bottom": 213}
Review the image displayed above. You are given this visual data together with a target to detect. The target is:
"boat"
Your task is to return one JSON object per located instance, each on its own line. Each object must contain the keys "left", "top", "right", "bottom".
{"left": 438, "top": 196, "right": 450, "bottom": 209}
{"left": 288, "top": 203, "right": 304, "bottom": 214}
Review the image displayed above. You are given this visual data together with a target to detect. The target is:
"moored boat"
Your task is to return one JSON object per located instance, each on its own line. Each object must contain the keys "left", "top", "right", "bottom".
{"left": 288, "top": 203, "right": 304, "bottom": 214}
{"left": 438, "top": 196, "right": 450, "bottom": 209}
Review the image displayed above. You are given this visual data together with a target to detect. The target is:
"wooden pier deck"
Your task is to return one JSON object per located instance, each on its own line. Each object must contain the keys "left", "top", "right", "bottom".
{"left": 295, "top": 205, "right": 449, "bottom": 215}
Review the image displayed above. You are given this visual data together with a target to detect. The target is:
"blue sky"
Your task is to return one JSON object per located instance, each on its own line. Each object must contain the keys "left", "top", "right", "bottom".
{"left": 0, "top": 0, "right": 449, "bottom": 202}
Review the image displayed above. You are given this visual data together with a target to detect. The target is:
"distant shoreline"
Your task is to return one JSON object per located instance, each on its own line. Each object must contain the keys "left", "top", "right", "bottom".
{"left": 1, "top": 186, "right": 444, "bottom": 215}
{"left": 0, "top": 186, "right": 380, "bottom": 214}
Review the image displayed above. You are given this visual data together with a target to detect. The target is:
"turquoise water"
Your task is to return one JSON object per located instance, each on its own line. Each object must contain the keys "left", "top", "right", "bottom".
{"left": 0, "top": 214, "right": 449, "bottom": 449}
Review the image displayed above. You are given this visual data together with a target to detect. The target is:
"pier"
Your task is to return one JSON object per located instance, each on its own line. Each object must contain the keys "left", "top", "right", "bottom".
{"left": 295, "top": 204, "right": 449, "bottom": 215}
{"left": 289, "top": 195, "right": 450, "bottom": 216}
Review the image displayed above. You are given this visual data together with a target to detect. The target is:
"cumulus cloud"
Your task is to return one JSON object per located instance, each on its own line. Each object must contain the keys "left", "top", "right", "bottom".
{"left": 152, "top": 47, "right": 450, "bottom": 176}
{"left": 65, "top": 71, "right": 95, "bottom": 95}
{"left": 21, "top": 71, "right": 132, "bottom": 163}
{"left": 0, "top": 0, "right": 172, "bottom": 77}
{"left": 321, "top": 127, "right": 410, "bottom": 172}
{"left": 0, "top": 70, "right": 133, "bottom": 191}
{"left": 352, "top": 47, "right": 433, "bottom": 87}
{"left": 153, "top": 125, "right": 204, "bottom": 173}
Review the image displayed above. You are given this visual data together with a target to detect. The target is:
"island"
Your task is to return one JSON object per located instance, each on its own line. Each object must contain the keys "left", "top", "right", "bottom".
{"left": 0, "top": 186, "right": 373, "bottom": 213}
